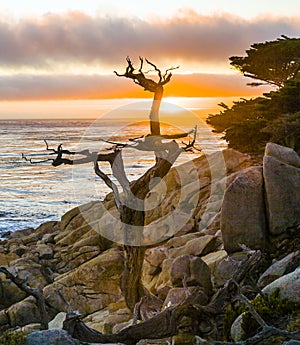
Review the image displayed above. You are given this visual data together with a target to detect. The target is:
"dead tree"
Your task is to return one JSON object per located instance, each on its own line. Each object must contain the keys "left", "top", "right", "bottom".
{"left": 23, "top": 58, "right": 198, "bottom": 312}
{"left": 114, "top": 57, "right": 178, "bottom": 135}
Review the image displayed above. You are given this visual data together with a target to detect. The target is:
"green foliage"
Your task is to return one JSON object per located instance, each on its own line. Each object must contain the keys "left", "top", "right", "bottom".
{"left": 261, "top": 79, "right": 300, "bottom": 115}
{"left": 207, "top": 79, "right": 300, "bottom": 154}
{"left": 225, "top": 119, "right": 271, "bottom": 153}
{"left": 263, "top": 112, "right": 300, "bottom": 152}
{"left": 286, "top": 313, "right": 300, "bottom": 332}
{"left": 223, "top": 304, "right": 240, "bottom": 341}
{"left": 207, "top": 36, "right": 300, "bottom": 155}
{"left": 222, "top": 289, "right": 300, "bottom": 341}
{"left": 207, "top": 97, "right": 266, "bottom": 133}
{"left": 0, "top": 330, "right": 25, "bottom": 345}
{"left": 230, "top": 36, "right": 300, "bottom": 87}
{"left": 241, "top": 289, "right": 299, "bottom": 339}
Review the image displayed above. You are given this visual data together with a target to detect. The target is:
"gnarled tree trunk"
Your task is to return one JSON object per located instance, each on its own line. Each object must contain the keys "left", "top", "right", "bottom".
{"left": 149, "top": 86, "right": 163, "bottom": 136}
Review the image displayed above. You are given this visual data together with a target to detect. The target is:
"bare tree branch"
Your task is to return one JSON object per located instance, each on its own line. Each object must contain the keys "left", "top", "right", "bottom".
{"left": 182, "top": 125, "right": 201, "bottom": 152}
{"left": 145, "top": 58, "right": 163, "bottom": 83}
{"left": 227, "top": 279, "right": 268, "bottom": 328}
{"left": 22, "top": 153, "right": 54, "bottom": 164}
{"left": 99, "top": 128, "right": 195, "bottom": 151}
{"left": 94, "top": 160, "right": 122, "bottom": 210}
{"left": 114, "top": 57, "right": 179, "bottom": 92}
{"left": 0, "top": 267, "right": 48, "bottom": 330}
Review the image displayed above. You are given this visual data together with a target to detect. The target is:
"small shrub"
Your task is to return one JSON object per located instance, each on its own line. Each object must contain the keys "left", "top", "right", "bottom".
{"left": 223, "top": 288, "right": 300, "bottom": 341}
{"left": 0, "top": 329, "right": 25, "bottom": 345}
{"left": 223, "top": 304, "right": 240, "bottom": 340}
{"left": 241, "top": 288, "right": 299, "bottom": 339}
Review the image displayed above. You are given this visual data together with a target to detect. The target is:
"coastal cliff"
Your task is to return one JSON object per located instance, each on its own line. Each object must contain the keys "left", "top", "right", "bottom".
{"left": 0, "top": 143, "right": 299, "bottom": 344}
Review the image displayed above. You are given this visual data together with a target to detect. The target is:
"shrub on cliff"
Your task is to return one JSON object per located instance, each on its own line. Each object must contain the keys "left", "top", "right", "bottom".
{"left": 0, "top": 330, "right": 25, "bottom": 345}
{"left": 207, "top": 36, "right": 300, "bottom": 155}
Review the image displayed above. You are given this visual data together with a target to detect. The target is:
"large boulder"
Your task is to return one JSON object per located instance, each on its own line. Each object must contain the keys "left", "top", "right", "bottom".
{"left": 168, "top": 235, "right": 221, "bottom": 258}
{"left": 258, "top": 251, "right": 300, "bottom": 288}
{"left": 263, "top": 267, "right": 300, "bottom": 303}
{"left": 54, "top": 201, "right": 112, "bottom": 273}
{"left": 221, "top": 166, "right": 266, "bottom": 253}
{"left": 265, "top": 142, "right": 300, "bottom": 168}
{"left": 0, "top": 257, "right": 51, "bottom": 309}
{"left": 44, "top": 247, "right": 124, "bottom": 316}
{"left": 84, "top": 306, "right": 132, "bottom": 334}
{"left": 230, "top": 313, "right": 246, "bottom": 342}
{"left": 25, "top": 330, "right": 80, "bottom": 345}
{"left": 170, "top": 255, "right": 212, "bottom": 296}
{"left": 162, "top": 287, "right": 208, "bottom": 309}
{"left": 7, "top": 296, "right": 41, "bottom": 327}
{"left": 143, "top": 148, "right": 252, "bottom": 240}
{"left": 263, "top": 143, "right": 300, "bottom": 235}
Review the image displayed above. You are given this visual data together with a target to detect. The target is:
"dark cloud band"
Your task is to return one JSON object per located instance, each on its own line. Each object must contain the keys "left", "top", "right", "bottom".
{"left": 0, "top": 12, "right": 299, "bottom": 68}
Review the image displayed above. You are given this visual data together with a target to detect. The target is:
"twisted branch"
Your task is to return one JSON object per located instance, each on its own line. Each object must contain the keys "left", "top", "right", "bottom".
{"left": 114, "top": 57, "right": 179, "bottom": 92}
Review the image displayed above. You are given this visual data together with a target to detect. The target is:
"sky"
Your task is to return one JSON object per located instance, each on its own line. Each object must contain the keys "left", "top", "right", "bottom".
{"left": 0, "top": 1, "right": 299, "bottom": 118}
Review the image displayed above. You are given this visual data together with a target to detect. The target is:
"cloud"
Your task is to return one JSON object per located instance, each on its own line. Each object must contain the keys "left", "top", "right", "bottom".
{"left": 0, "top": 11, "right": 295, "bottom": 100}
{"left": 0, "top": 73, "right": 272, "bottom": 100}
{"left": 0, "top": 11, "right": 299, "bottom": 69}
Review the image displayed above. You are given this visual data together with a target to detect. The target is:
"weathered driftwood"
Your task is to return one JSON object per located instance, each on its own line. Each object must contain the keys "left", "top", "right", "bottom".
{"left": 63, "top": 288, "right": 207, "bottom": 345}
{"left": 62, "top": 251, "right": 267, "bottom": 344}
{"left": 0, "top": 266, "right": 48, "bottom": 330}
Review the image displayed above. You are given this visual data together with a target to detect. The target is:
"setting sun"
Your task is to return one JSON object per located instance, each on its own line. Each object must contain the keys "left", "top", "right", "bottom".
{"left": 0, "top": 1, "right": 299, "bottom": 118}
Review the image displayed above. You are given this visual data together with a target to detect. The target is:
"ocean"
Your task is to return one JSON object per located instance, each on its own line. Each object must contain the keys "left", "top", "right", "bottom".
{"left": 0, "top": 98, "right": 228, "bottom": 236}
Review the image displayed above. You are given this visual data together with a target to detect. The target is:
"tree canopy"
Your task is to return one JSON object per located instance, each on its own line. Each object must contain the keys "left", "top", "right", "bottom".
{"left": 230, "top": 36, "right": 300, "bottom": 87}
{"left": 207, "top": 36, "right": 300, "bottom": 155}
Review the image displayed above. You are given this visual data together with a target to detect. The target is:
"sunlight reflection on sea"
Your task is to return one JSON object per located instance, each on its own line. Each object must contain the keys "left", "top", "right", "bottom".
{"left": 0, "top": 98, "right": 228, "bottom": 235}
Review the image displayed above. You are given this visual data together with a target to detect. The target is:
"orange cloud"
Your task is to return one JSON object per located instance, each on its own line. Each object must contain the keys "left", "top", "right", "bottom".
{"left": 0, "top": 73, "right": 272, "bottom": 101}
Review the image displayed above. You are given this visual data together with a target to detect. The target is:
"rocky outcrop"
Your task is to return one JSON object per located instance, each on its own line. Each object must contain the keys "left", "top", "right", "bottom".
{"left": 221, "top": 143, "right": 300, "bottom": 253}
{"left": 221, "top": 166, "right": 266, "bottom": 253}
{"left": 264, "top": 143, "right": 300, "bottom": 235}
{"left": 0, "top": 256, "right": 53, "bottom": 309}
{"left": 44, "top": 247, "right": 124, "bottom": 316}
{"left": 1, "top": 145, "right": 300, "bottom": 344}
